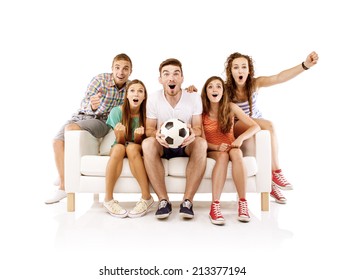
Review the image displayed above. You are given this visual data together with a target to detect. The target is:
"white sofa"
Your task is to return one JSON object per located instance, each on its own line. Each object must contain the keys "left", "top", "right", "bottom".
{"left": 65, "top": 130, "right": 271, "bottom": 212}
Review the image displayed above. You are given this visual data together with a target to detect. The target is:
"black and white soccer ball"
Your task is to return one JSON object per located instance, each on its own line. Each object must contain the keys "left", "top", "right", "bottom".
{"left": 160, "top": 118, "right": 190, "bottom": 148}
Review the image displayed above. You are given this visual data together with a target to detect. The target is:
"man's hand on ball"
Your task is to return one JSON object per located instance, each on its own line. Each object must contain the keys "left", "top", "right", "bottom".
{"left": 156, "top": 131, "right": 170, "bottom": 148}
{"left": 181, "top": 126, "right": 195, "bottom": 147}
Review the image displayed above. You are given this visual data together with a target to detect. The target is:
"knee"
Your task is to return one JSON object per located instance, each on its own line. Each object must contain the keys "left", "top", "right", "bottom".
{"left": 230, "top": 148, "right": 243, "bottom": 162}
{"left": 217, "top": 152, "right": 229, "bottom": 164}
{"left": 193, "top": 137, "right": 208, "bottom": 153}
{"left": 261, "top": 120, "right": 275, "bottom": 132}
{"left": 109, "top": 145, "right": 126, "bottom": 159}
{"left": 125, "top": 143, "right": 136, "bottom": 154}
{"left": 142, "top": 137, "right": 157, "bottom": 154}
{"left": 53, "top": 139, "right": 64, "bottom": 151}
{"left": 126, "top": 144, "right": 141, "bottom": 158}
{"left": 65, "top": 123, "right": 81, "bottom": 131}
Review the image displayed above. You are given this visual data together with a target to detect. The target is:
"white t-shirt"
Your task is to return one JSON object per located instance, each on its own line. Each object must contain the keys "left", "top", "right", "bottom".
{"left": 147, "top": 89, "right": 202, "bottom": 128}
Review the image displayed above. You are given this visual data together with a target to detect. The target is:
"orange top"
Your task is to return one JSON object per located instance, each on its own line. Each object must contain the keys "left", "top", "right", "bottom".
{"left": 203, "top": 114, "right": 235, "bottom": 145}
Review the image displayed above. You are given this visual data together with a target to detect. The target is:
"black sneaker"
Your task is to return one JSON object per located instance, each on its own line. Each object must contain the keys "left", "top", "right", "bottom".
{"left": 155, "top": 199, "right": 172, "bottom": 219}
{"left": 179, "top": 199, "right": 194, "bottom": 219}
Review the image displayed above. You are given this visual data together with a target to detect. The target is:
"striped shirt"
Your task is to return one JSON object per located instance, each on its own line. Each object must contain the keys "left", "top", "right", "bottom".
{"left": 235, "top": 92, "right": 262, "bottom": 119}
{"left": 202, "top": 114, "right": 235, "bottom": 145}
{"left": 78, "top": 73, "right": 127, "bottom": 118}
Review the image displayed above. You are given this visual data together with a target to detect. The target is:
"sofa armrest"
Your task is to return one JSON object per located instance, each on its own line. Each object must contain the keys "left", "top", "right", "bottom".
{"left": 65, "top": 131, "right": 100, "bottom": 193}
{"left": 254, "top": 130, "right": 271, "bottom": 192}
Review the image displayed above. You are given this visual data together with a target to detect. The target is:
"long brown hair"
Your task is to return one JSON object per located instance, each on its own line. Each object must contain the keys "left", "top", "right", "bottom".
{"left": 224, "top": 52, "right": 255, "bottom": 116}
{"left": 201, "top": 76, "right": 233, "bottom": 134}
{"left": 121, "top": 79, "right": 147, "bottom": 141}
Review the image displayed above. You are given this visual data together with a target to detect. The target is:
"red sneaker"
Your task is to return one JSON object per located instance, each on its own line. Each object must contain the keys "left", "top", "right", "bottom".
{"left": 272, "top": 169, "right": 293, "bottom": 190}
{"left": 270, "top": 184, "right": 287, "bottom": 204}
{"left": 209, "top": 200, "right": 225, "bottom": 225}
{"left": 238, "top": 199, "right": 250, "bottom": 222}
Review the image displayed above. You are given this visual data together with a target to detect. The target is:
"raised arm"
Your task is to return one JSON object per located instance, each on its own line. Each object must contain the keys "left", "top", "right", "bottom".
{"left": 255, "top": 51, "right": 319, "bottom": 89}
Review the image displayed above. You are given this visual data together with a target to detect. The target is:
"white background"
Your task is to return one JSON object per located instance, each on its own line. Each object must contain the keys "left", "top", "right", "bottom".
{"left": 1, "top": 0, "right": 343, "bottom": 279}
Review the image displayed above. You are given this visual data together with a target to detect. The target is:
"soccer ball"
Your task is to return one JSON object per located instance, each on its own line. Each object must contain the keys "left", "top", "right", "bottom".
{"left": 160, "top": 118, "right": 190, "bottom": 148}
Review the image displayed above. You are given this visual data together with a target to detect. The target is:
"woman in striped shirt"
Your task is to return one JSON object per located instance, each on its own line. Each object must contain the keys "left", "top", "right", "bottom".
{"left": 224, "top": 51, "right": 319, "bottom": 204}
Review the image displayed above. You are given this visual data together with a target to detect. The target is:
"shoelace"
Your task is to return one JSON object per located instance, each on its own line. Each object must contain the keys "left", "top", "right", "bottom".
{"left": 274, "top": 172, "right": 289, "bottom": 185}
{"left": 271, "top": 185, "right": 285, "bottom": 199}
{"left": 239, "top": 200, "right": 249, "bottom": 216}
{"left": 158, "top": 200, "right": 168, "bottom": 209}
{"left": 109, "top": 200, "right": 124, "bottom": 213}
{"left": 183, "top": 200, "right": 192, "bottom": 209}
{"left": 134, "top": 200, "right": 147, "bottom": 211}
{"left": 211, "top": 202, "right": 222, "bottom": 217}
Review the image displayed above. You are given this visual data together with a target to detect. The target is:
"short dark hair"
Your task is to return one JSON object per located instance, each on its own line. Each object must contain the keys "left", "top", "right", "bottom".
{"left": 112, "top": 53, "right": 132, "bottom": 70}
{"left": 159, "top": 58, "right": 183, "bottom": 76}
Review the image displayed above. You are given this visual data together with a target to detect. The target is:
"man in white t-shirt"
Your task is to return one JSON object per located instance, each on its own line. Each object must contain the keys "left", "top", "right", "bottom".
{"left": 142, "top": 58, "right": 207, "bottom": 220}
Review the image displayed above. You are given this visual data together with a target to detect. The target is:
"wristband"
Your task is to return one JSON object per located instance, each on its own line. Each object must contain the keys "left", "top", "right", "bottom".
{"left": 302, "top": 61, "right": 309, "bottom": 70}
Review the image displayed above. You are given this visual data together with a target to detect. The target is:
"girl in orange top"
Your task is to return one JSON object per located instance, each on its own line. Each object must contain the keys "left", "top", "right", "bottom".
{"left": 201, "top": 76, "right": 260, "bottom": 225}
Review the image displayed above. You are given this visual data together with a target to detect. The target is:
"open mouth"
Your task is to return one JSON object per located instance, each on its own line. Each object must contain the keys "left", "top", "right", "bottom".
{"left": 168, "top": 85, "right": 176, "bottom": 89}
{"left": 239, "top": 75, "right": 243, "bottom": 80}
{"left": 212, "top": 93, "right": 219, "bottom": 97}
{"left": 133, "top": 98, "right": 139, "bottom": 103}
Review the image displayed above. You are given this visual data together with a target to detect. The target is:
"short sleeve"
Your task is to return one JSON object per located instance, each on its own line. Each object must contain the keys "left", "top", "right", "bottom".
{"left": 193, "top": 94, "right": 203, "bottom": 115}
{"left": 106, "top": 106, "right": 122, "bottom": 129}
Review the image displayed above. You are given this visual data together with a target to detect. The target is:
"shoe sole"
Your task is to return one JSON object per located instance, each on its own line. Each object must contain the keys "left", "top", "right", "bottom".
{"left": 274, "top": 198, "right": 287, "bottom": 204}
{"left": 107, "top": 211, "right": 128, "bottom": 218}
{"left": 209, "top": 215, "right": 225, "bottom": 225}
{"left": 270, "top": 194, "right": 287, "bottom": 204}
{"left": 272, "top": 181, "right": 293, "bottom": 191}
{"left": 44, "top": 196, "right": 67, "bottom": 204}
{"left": 45, "top": 200, "right": 61, "bottom": 204}
{"left": 180, "top": 212, "right": 194, "bottom": 219}
{"left": 238, "top": 216, "right": 250, "bottom": 223}
{"left": 156, "top": 212, "right": 171, "bottom": 219}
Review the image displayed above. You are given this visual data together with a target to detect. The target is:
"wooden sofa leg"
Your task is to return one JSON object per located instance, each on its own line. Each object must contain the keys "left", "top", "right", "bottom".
{"left": 261, "top": 192, "right": 269, "bottom": 211}
{"left": 67, "top": 193, "right": 75, "bottom": 212}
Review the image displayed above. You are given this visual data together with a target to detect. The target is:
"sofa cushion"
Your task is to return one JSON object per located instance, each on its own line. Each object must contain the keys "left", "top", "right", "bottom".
{"left": 80, "top": 155, "right": 169, "bottom": 177}
{"left": 168, "top": 157, "right": 257, "bottom": 179}
{"left": 80, "top": 155, "right": 257, "bottom": 179}
{"left": 99, "top": 129, "right": 115, "bottom": 156}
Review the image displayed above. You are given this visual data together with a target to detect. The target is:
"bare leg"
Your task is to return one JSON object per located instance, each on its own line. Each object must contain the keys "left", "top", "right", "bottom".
{"left": 207, "top": 151, "right": 229, "bottom": 201}
{"left": 229, "top": 148, "right": 246, "bottom": 199}
{"left": 254, "top": 119, "right": 279, "bottom": 170}
{"left": 126, "top": 144, "right": 151, "bottom": 200}
{"left": 235, "top": 118, "right": 280, "bottom": 170}
{"left": 54, "top": 123, "right": 82, "bottom": 191}
{"left": 104, "top": 144, "right": 126, "bottom": 202}
{"left": 183, "top": 137, "right": 207, "bottom": 201}
{"left": 142, "top": 137, "right": 167, "bottom": 201}
{"left": 53, "top": 139, "right": 65, "bottom": 190}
